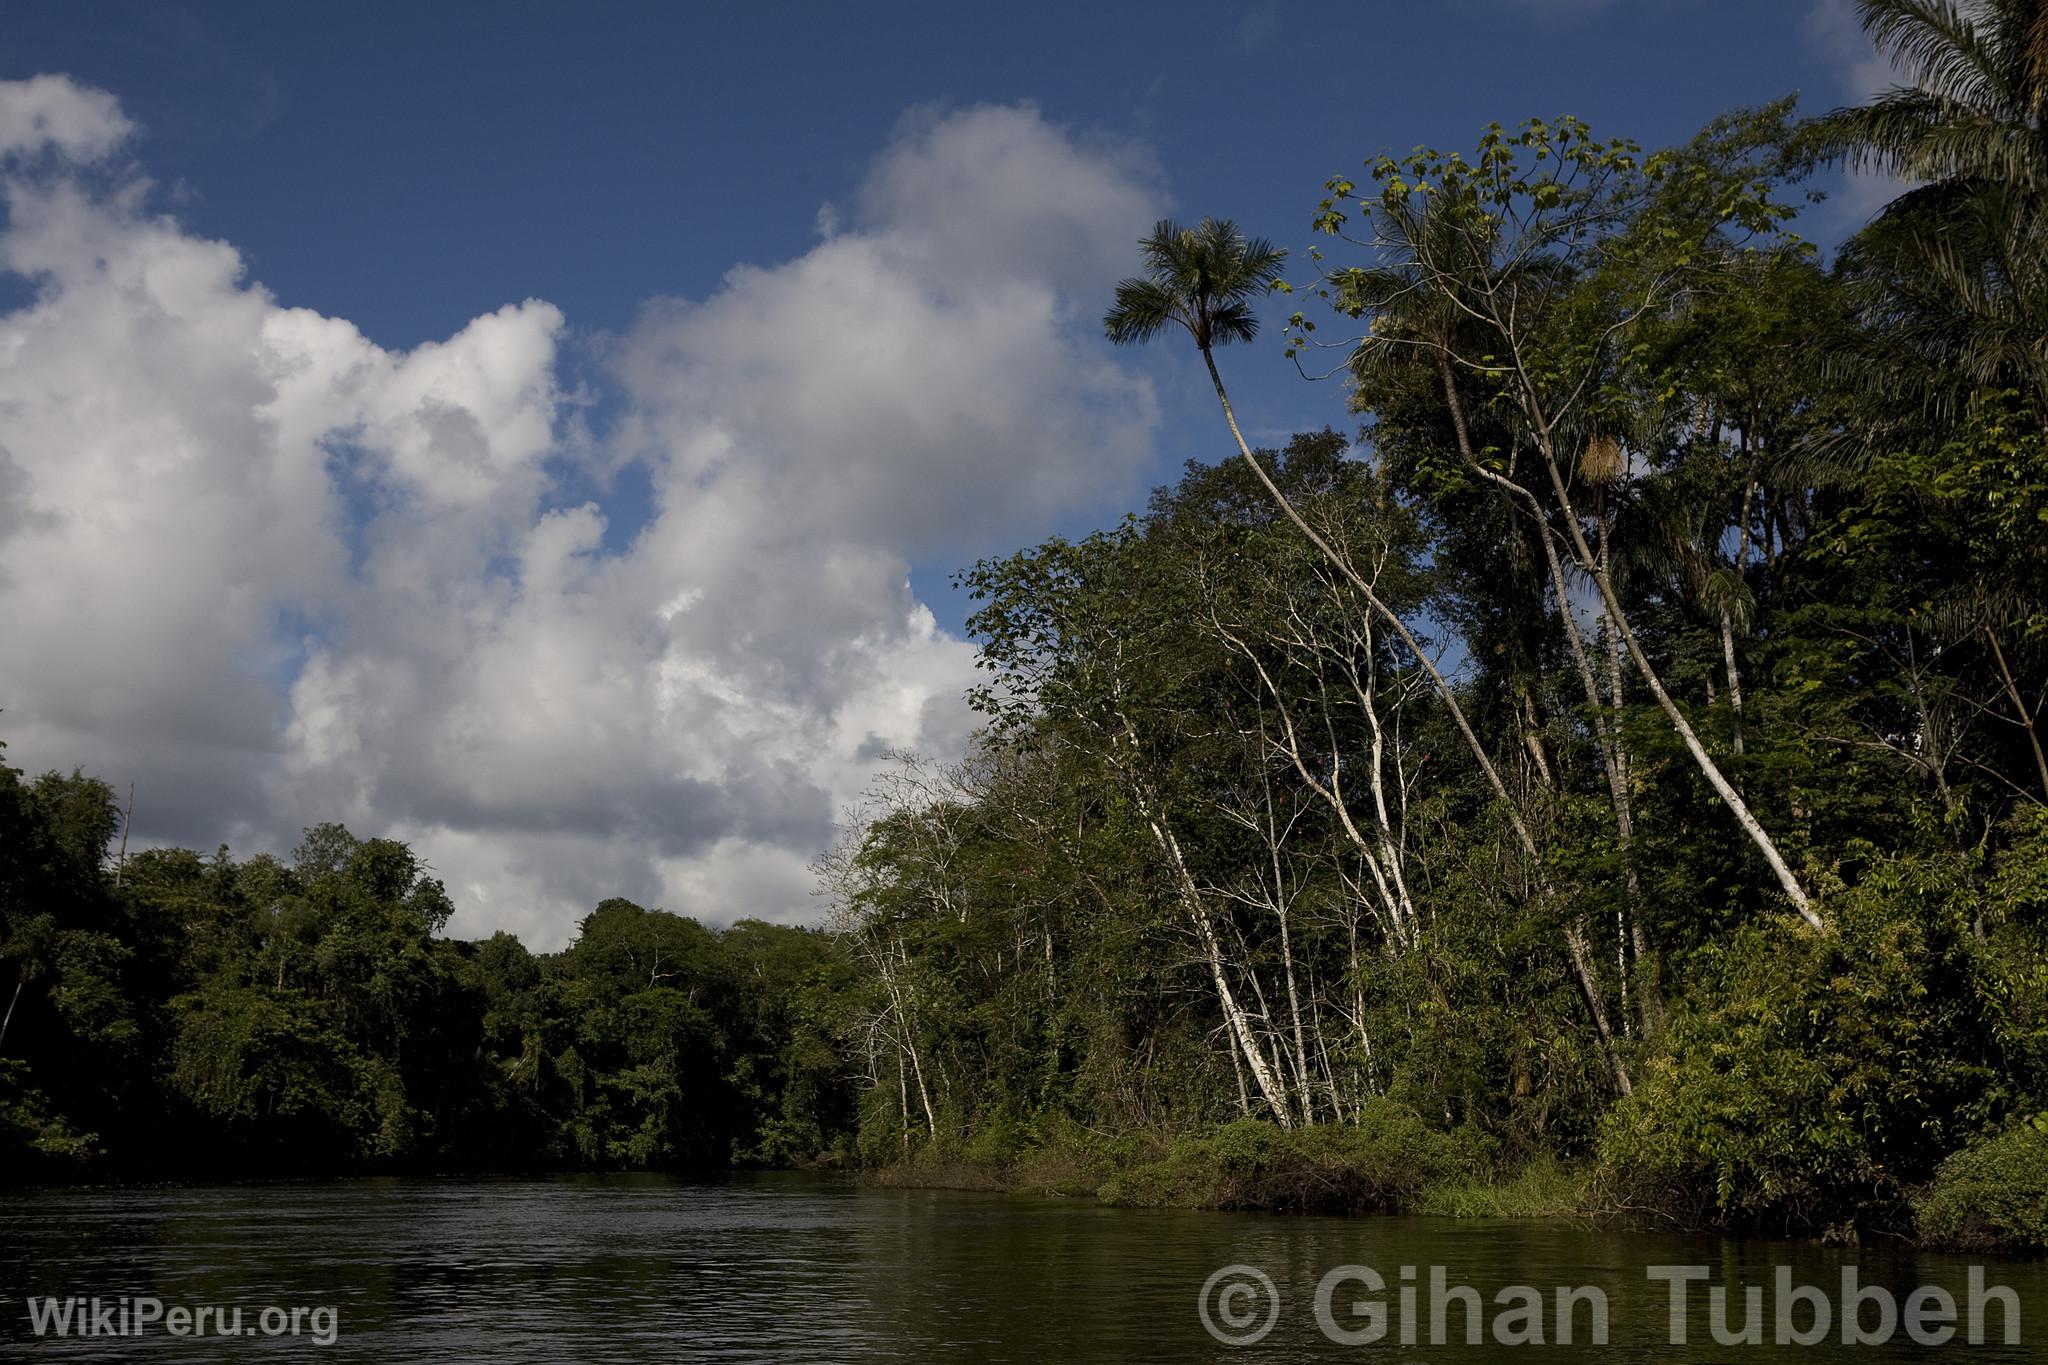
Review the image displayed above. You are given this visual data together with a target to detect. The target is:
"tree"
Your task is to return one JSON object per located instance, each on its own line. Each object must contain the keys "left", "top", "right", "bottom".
{"left": 1105, "top": 219, "right": 1637, "bottom": 1091}
{"left": 1816, "top": 0, "right": 2048, "bottom": 415}
{"left": 1816, "top": 0, "right": 2048, "bottom": 196}
{"left": 1301, "top": 111, "right": 1825, "bottom": 928}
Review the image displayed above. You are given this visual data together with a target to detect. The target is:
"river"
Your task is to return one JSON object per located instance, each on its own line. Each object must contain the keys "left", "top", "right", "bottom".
{"left": 4, "top": 1173, "right": 2044, "bottom": 1360}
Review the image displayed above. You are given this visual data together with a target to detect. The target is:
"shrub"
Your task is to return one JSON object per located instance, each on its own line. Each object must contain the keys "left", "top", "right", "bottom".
{"left": 0, "top": 1058, "right": 99, "bottom": 1179}
{"left": 1593, "top": 854, "right": 2004, "bottom": 1237}
{"left": 1098, "top": 1103, "right": 1473, "bottom": 1212}
{"left": 1916, "top": 1121, "right": 2048, "bottom": 1252}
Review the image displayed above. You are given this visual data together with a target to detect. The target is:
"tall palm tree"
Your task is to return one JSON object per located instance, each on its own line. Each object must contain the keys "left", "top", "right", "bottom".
{"left": 1105, "top": 219, "right": 1637, "bottom": 1093}
{"left": 1103, "top": 218, "right": 1288, "bottom": 457}
{"left": 1820, "top": 0, "right": 2048, "bottom": 192}
{"left": 1817, "top": 0, "right": 2048, "bottom": 412}
{"left": 1102, "top": 220, "right": 1539, "bottom": 860}
{"left": 1819, "top": 3, "right": 2048, "bottom": 805}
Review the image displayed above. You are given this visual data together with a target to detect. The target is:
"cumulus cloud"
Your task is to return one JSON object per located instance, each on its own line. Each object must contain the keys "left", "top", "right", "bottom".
{"left": 0, "top": 73, "right": 134, "bottom": 162}
{"left": 0, "top": 78, "right": 1164, "bottom": 947}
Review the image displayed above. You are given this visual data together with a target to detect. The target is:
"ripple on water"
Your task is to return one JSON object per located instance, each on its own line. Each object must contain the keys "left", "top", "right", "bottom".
{"left": 4, "top": 1174, "right": 2047, "bottom": 1362}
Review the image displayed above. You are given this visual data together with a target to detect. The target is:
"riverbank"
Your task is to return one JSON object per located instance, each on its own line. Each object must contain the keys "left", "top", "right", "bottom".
{"left": 871, "top": 1147, "right": 1587, "bottom": 1220}
{"left": 865, "top": 1112, "right": 2048, "bottom": 1253}
{"left": 868, "top": 1115, "right": 1593, "bottom": 1218}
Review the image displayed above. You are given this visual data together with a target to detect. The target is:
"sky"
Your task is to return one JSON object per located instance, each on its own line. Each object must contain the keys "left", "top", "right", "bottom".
{"left": 0, "top": 0, "right": 1899, "bottom": 948}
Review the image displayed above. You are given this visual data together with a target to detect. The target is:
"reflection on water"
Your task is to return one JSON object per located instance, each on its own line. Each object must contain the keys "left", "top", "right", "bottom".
{"left": 2, "top": 1173, "right": 2043, "bottom": 1361}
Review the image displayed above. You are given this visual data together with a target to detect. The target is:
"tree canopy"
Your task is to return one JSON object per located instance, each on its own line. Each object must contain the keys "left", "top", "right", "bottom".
{"left": 9, "top": 24, "right": 2048, "bottom": 1243}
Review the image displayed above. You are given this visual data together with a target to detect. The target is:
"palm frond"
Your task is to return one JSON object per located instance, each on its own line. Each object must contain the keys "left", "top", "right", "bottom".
{"left": 1137, "top": 219, "right": 1194, "bottom": 278}
{"left": 1103, "top": 278, "right": 1183, "bottom": 345}
{"left": 1859, "top": 0, "right": 2010, "bottom": 109}
{"left": 2031, "top": 0, "right": 2048, "bottom": 105}
{"left": 1104, "top": 216, "right": 1286, "bottom": 354}
{"left": 1207, "top": 301, "right": 1261, "bottom": 347}
{"left": 1817, "top": 0, "right": 2048, "bottom": 420}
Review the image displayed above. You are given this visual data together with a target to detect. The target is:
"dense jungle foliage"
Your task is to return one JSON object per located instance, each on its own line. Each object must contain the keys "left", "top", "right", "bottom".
{"left": 0, "top": 777, "right": 856, "bottom": 1179}
{"left": 7, "top": 1, "right": 2048, "bottom": 1246}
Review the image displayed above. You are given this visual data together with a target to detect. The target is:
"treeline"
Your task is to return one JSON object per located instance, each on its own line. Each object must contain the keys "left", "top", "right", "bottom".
{"left": 9, "top": 4, "right": 2048, "bottom": 1246}
{"left": 820, "top": 8, "right": 2048, "bottom": 1242}
{"left": 0, "top": 764, "right": 862, "bottom": 1180}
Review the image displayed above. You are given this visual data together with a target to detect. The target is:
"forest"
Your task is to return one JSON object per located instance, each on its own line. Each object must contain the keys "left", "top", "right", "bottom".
{"left": 6, "top": 1, "right": 2048, "bottom": 1248}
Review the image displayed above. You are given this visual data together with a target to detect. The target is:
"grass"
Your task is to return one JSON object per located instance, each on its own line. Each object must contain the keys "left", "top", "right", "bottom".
{"left": 868, "top": 1106, "right": 1598, "bottom": 1221}
{"left": 1416, "top": 1153, "right": 1590, "bottom": 1219}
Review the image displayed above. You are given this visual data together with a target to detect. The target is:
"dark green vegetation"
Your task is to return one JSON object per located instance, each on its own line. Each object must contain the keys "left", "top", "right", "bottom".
{"left": 827, "top": 1, "right": 2048, "bottom": 1249}
{"left": 0, "top": 771, "right": 856, "bottom": 1180}
{"left": 7, "top": 2, "right": 2048, "bottom": 1250}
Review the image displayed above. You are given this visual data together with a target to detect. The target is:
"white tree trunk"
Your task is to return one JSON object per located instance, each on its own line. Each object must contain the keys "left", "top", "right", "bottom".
{"left": 1200, "top": 347, "right": 1633, "bottom": 1094}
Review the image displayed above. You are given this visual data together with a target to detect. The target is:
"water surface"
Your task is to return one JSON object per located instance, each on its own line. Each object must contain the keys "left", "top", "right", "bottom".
{"left": 4, "top": 1174, "right": 2043, "bottom": 1360}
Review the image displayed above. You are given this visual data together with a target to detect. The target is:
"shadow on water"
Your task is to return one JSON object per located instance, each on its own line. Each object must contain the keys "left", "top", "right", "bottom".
{"left": 3, "top": 1172, "right": 2043, "bottom": 1361}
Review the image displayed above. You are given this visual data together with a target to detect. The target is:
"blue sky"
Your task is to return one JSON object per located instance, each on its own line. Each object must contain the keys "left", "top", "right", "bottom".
{"left": 8, "top": 3, "right": 1847, "bottom": 336}
{"left": 0, "top": 1, "right": 1889, "bottom": 943}
{"left": 9, "top": 0, "right": 1872, "bottom": 613}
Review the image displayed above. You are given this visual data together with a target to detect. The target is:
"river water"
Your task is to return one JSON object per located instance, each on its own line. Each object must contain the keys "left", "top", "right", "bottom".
{"left": 3, "top": 1173, "right": 2044, "bottom": 1361}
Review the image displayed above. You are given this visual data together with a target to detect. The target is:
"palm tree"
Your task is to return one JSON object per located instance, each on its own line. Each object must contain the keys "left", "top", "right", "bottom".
{"left": 1817, "top": 3, "right": 2048, "bottom": 802}
{"left": 1105, "top": 219, "right": 1638, "bottom": 1093}
{"left": 1819, "top": 0, "right": 2048, "bottom": 192}
{"left": 1104, "top": 218, "right": 1288, "bottom": 458}
{"left": 1102, "top": 223, "right": 1513, "bottom": 811}
{"left": 1101, "top": 220, "right": 1543, "bottom": 858}
{"left": 1817, "top": 0, "right": 2048, "bottom": 412}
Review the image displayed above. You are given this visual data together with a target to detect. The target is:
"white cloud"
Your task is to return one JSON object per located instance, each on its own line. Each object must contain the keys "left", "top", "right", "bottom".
{"left": 0, "top": 77, "right": 1164, "bottom": 948}
{"left": 1805, "top": 0, "right": 1915, "bottom": 225}
{"left": 854, "top": 103, "right": 1163, "bottom": 298}
{"left": 1805, "top": 0, "right": 1903, "bottom": 102}
{"left": 0, "top": 73, "right": 134, "bottom": 162}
